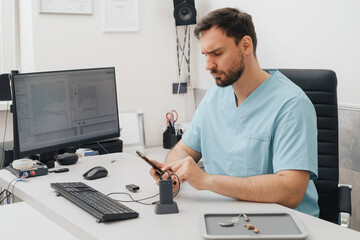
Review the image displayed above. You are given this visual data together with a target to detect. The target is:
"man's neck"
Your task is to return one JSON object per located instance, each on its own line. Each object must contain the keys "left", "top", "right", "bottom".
{"left": 232, "top": 61, "right": 271, "bottom": 107}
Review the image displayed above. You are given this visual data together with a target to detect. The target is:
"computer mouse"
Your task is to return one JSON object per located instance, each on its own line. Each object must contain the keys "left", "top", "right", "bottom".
{"left": 83, "top": 166, "right": 108, "bottom": 180}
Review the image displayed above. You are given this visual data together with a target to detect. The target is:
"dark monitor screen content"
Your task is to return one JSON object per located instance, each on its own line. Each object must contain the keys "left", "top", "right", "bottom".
{"left": 11, "top": 67, "right": 120, "bottom": 159}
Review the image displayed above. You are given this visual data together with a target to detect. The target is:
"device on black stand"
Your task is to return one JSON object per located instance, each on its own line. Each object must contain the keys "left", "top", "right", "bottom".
{"left": 135, "top": 150, "right": 179, "bottom": 214}
{"left": 154, "top": 176, "right": 179, "bottom": 215}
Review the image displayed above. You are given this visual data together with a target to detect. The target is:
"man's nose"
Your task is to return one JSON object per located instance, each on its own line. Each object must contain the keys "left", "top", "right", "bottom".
{"left": 206, "top": 57, "right": 216, "bottom": 71}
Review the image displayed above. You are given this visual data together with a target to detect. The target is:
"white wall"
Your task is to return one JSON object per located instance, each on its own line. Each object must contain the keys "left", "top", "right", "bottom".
{"left": 16, "top": 0, "right": 196, "bottom": 148}
{"left": 0, "top": 0, "right": 18, "bottom": 73}
{"left": 194, "top": 0, "right": 360, "bottom": 107}
{"left": 2, "top": 0, "right": 360, "bottom": 148}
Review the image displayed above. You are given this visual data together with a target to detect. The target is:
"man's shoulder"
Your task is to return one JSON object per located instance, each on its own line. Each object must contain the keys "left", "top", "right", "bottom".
{"left": 270, "top": 70, "right": 309, "bottom": 100}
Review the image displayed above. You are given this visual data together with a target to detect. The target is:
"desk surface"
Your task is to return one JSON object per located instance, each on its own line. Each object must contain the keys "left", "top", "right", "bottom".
{"left": 1, "top": 148, "right": 359, "bottom": 240}
{"left": 0, "top": 202, "right": 77, "bottom": 240}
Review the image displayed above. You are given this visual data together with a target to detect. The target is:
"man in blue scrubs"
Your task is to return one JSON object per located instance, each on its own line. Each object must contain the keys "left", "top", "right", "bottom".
{"left": 150, "top": 8, "right": 319, "bottom": 216}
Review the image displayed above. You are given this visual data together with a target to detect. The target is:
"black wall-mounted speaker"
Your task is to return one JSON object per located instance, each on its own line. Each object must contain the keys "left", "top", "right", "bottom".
{"left": 0, "top": 74, "right": 11, "bottom": 101}
{"left": 173, "top": 0, "right": 197, "bottom": 26}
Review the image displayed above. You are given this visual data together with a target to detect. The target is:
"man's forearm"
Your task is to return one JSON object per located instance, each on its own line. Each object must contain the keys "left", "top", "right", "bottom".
{"left": 202, "top": 170, "right": 310, "bottom": 209}
{"left": 165, "top": 142, "right": 191, "bottom": 164}
{"left": 165, "top": 140, "right": 201, "bottom": 164}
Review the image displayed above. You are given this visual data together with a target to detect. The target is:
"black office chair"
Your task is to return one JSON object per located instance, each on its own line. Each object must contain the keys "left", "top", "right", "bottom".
{"left": 274, "top": 69, "right": 352, "bottom": 226}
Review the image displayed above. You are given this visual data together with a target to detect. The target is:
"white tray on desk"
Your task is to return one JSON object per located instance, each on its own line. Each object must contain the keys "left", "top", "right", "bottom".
{"left": 200, "top": 212, "right": 309, "bottom": 240}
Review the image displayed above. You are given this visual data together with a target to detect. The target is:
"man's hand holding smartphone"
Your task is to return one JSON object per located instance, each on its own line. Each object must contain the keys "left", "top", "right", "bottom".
{"left": 136, "top": 150, "right": 179, "bottom": 191}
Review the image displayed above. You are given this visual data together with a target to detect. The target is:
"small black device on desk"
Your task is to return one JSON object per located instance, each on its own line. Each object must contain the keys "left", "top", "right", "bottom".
{"left": 80, "top": 139, "right": 123, "bottom": 155}
{"left": 56, "top": 153, "right": 79, "bottom": 165}
{"left": 49, "top": 168, "right": 69, "bottom": 173}
{"left": 126, "top": 184, "right": 140, "bottom": 192}
{"left": 51, "top": 182, "right": 139, "bottom": 223}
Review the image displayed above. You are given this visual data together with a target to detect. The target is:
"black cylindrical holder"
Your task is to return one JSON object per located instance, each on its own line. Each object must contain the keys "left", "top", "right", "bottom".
{"left": 154, "top": 179, "right": 179, "bottom": 214}
{"left": 163, "top": 127, "right": 182, "bottom": 149}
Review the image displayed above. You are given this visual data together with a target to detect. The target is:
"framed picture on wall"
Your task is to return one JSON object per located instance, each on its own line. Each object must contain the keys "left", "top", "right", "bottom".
{"left": 38, "top": 0, "right": 93, "bottom": 15}
{"left": 102, "top": 0, "right": 139, "bottom": 32}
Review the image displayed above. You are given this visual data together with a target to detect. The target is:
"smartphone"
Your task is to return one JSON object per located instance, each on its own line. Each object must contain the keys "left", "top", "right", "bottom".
{"left": 136, "top": 150, "right": 164, "bottom": 175}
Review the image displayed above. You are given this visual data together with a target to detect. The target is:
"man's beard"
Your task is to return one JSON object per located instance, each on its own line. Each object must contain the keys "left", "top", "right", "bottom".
{"left": 211, "top": 58, "right": 245, "bottom": 87}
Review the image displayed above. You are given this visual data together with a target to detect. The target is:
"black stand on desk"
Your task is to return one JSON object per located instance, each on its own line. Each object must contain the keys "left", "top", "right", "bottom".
{"left": 154, "top": 179, "right": 179, "bottom": 214}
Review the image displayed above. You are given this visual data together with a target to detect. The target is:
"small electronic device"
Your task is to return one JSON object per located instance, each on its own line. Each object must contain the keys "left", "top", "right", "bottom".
{"left": 49, "top": 168, "right": 69, "bottom": 173}
{"left": 154, "top": 178, "right": 179, "bottom": 215}
{"left": 126, "top": 184, "right": 140, "bottom": 192}
{"left": 136, "top": 150, "right": 164, "bottom": 175}
{"left": 6, "top": 160, "right": 48, "bottom": 178}
{"left": 159, "top": 179, "right": 173, "bottom": 204}
{"left": 83, "top": 166, "right": 108, "bottom": 180}
{"left": 56, "top": 153, "right": 79, "bottom": 165}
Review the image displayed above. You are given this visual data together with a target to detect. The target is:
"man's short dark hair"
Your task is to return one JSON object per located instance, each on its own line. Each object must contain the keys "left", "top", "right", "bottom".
{"left": 194, "top": 8, "right": 257, "bottom": 55}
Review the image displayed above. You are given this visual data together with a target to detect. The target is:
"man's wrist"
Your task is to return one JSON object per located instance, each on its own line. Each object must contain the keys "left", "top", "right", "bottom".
{"left": 199, "top": 173, "right": 212, "bottom": 191}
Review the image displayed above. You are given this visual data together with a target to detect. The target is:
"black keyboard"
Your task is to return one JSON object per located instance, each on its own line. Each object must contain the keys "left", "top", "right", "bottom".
{"left": 51, "top": 182, "right": 139, "bottom": 223}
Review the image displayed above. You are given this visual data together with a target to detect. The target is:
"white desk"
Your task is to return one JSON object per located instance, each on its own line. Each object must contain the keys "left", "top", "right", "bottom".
{"left": 0, "top": 202, "right": 77, "bottom": 240}
{"left": 1, "top": 149, "right": 359, "bottom": 240}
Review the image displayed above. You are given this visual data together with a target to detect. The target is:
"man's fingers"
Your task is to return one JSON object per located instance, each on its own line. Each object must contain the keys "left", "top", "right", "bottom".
{"left": 149, "top": 159, "right": 164, "bottom": 168}
{"left": 172, "top": 182, "right": 180, "bottom": 193}
{"left": 150, "top": 168, "right": 162, "bottom": 185}
{"left": 162, "top": 161, "right": 182, "bottom": 173}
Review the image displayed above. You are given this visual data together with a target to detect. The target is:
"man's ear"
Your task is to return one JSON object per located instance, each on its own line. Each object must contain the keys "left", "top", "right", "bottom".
{"left": 240, "top": 36, "right": 253, "bottom": 56}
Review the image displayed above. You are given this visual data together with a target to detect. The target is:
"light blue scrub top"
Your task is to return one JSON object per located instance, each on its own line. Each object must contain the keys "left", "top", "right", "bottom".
{"left": 182, "top": 70, "right": 319, "bottom": 217}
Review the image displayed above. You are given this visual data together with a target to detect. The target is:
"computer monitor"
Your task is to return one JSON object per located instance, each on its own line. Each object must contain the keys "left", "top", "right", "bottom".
{"left": 11, "top": 67, "right": 120, "bottom": 159}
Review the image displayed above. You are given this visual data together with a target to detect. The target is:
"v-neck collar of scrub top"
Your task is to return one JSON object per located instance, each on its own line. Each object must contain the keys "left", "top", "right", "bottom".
{"left": 228, "top": 71, "right": 276, "bottom": 113}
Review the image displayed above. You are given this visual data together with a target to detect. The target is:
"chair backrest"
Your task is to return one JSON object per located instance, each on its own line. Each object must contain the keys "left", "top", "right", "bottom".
{"left": 277, "top": 69, "right": 339, "bottom": 223}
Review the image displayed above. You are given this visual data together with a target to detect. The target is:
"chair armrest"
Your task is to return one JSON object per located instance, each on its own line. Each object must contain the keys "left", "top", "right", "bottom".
{"left": 338, "top": 184, "right": 352, "bottom": 227}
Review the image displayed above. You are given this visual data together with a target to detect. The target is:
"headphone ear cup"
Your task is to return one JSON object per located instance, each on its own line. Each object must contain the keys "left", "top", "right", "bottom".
{"left": 163, "top": 170, "right": 172, "bottom": 180}
{"left": 168, "top": 171, "right": 172, "bottom": 180}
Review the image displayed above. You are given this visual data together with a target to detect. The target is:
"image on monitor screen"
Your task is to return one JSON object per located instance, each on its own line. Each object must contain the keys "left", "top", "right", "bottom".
{"left": 11, "top": 67, "right": 120, "bottom": 159}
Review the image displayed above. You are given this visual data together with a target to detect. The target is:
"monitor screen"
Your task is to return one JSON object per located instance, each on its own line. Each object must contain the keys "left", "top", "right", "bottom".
{"left": 11, "top": 67, "right": 120, "bottom": 159}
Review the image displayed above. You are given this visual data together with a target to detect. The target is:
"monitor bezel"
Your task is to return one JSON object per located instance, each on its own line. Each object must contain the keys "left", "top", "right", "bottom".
{"left": 11, "top": 67, "right": 120, "bottom": 159}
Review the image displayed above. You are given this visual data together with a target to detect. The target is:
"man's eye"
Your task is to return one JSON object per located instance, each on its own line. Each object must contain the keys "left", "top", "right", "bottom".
{"left": 214, "top": 52, "right": 222, "bottom": 56}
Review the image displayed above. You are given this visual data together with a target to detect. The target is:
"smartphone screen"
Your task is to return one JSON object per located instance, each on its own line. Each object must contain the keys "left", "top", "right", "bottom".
{"left": 136, "top": 150, "right": 164, "bottom": 175}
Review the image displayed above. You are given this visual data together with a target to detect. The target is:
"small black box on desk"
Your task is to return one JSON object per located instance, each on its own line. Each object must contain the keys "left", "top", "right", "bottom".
{"left": 80, "top": 139, "right": 123, "bottom": 155}
{"left": 163, "top": 127, "right": 182, "bottom": 149}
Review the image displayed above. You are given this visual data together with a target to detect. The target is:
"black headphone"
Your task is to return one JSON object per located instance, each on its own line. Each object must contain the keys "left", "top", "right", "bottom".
{"left": 160, "top": 170, "right": 178, "bottom": 185}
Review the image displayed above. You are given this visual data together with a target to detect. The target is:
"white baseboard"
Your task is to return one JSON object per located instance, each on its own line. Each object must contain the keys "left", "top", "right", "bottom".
{"left": 338, "top": 103, "right": 360, "bottom": 111}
